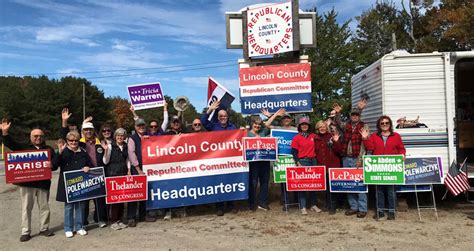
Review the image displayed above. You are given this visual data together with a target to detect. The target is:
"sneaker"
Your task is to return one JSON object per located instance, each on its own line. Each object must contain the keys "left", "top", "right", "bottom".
{"left": 128, "top": 219, "right": 137, "bottom": 227}
{"left": 19, "top": 234, "right": 31, "bottom": 242}
{"left": 65, "top": 231, "right": 74, "bottom": 238}
{"left": 216, "top": 209, "right": 224, "bottom": 216}
{"left": 110, "top": 222, "right": 121, "bottom": 231}
{"left": 387, "top": 212, "right": 395, "bottom": 220}
{"left": 301, "top": 208, "right": 308, "bottom": 215}
{"left": 357, "top": 212, "right": 367, "bottom": 218}
{"left": 258, "top": 205, "right": 270, "bottom": 211}
{"left": 39, "top": 230, "right": 55, "bottom": 237}
{"left": 118, "top": 222, "right": 128, "bottom": 229}
{"left": 310, "top": 205, "right": 322, "bottom": 213}
{"left": 98, "top": 221, "right": 107, "bottom": 228}
{"left": 77, "top": 229, "right": 87, "bottom": 236}
{"left": 163, "top": 211, "right": 172, "bottom": 220}
{"left": 345, "top": 209, "right": 358, "bottom": 216}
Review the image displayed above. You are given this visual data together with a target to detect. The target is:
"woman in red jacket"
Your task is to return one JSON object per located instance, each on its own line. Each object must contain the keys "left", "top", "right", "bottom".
{"left": 314, "top": 120, "right": 342, "bottom": 215}
{"left": 361, "top": 115, "right": 406, "bottom": 220}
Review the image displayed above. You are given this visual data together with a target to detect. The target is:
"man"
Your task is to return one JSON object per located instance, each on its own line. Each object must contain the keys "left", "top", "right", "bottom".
{"left": 61, "top": 109, "right": 108, "bottom": 228}
{"left": 191, "top": 118, "right": 203, "bottom": 132}
{"left": 201, "top": 101, "right": 238, "bottom": 216}
{"left": 162, "top": 115, "right": 188, "bottom": 219}
{"left": 334, "top": 100, "right": 370, "bottom": 218}
{"left": 1, "top": 118, "right": 58, "bottom": 242}
{"left": 127, "top": 118, "right": 156, "bottom": 226}
{"left": 131, "top": 102, "right": 168, "bottom": 136}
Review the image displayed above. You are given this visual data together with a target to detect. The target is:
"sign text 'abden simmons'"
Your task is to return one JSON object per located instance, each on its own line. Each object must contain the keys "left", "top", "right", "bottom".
{"left": 247, "top": 1, "right": 293, "bottom": 57}
{"left": 286, "top": 166, "right": 326, "bottom": 191}
{"left": 240, "top": 63, "right": 312, "bottom": 114}
{"left": 142, "top": 130, "right": 248, "bottom": 209}
{"left": 5, "top": 149, "right": 52, "bottom": 184}
{"left": 105, "top": 175, "right": 147, "bottom": 204}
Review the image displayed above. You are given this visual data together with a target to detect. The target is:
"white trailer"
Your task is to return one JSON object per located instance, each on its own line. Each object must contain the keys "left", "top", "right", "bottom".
{"left": 351, "top": 50, "right": 474, "bottom": 175}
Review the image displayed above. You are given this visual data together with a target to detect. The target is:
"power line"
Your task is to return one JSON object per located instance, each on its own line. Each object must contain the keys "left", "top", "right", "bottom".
{"left": 5, "top": 59, "right": 237, "bottom": 76}
{"left": 86, "top": 63, "right": 236, "bottom": 79}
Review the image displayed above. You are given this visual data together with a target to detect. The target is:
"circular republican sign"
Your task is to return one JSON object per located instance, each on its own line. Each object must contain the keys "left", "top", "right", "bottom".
{"left": 247, "top": 2, "right": 293, "bottom": 57}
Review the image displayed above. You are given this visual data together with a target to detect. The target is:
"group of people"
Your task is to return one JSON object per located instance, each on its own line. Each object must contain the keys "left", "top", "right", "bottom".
{"left": 1, "top": 98, "right": 406, "bottom": 242}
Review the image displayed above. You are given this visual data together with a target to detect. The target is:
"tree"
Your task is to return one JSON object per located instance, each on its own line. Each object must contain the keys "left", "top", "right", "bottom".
{"left": 302, "top": 8, "right": 367, "bottom": 121}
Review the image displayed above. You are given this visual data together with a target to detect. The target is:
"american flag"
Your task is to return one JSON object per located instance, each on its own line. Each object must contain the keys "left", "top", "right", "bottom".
{"left": 444, "top": 159, "right": 470, "bottom": 196}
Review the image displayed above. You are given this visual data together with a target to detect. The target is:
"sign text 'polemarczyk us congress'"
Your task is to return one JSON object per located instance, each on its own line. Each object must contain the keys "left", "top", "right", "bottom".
{"left": 64, "top": 167, "right": 106, "bottom": 203}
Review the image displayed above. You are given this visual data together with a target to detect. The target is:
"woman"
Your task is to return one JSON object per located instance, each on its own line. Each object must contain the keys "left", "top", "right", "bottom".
{"left": 290, "top": 117, "right": 321, "bottom": 215}
{"left": 56, "top": 131, "right": 92, "bottom": 238}
{"left": 102, "top": 128, "right": 129, "bottom": 230}
{"left": 99, "top": 124, "right": 114, "bottom": 144}
{"left": 361, "top": 115, "right": 406, "bottom": 220}
{"left": 247, "top": 117, "right": 271, "bottom": 211}
{"left": 314, "top": 120, "right": 342, "bottom": 215}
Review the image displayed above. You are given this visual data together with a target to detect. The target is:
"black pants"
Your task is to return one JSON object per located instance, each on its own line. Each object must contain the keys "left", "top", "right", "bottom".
{"left": 127, "top": 201, "right": 147, "bottom": 220}
{"left": 83, "top": 197, "right": 108, "bottom": 224}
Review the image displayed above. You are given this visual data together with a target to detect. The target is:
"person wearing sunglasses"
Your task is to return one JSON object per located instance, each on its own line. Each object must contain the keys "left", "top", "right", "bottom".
{"left": 99, "top": 124, "right": 114, "bottom": 144}
{"left": 61, "top": 108, "right": 108, "bottom": 228}
{"left": 361, "top": 115, "right": 406, "bottom": 220}
{"left": 130, "top": 102, "right": 169, "bottom": 136}
{"left": 191, "top": 118, "right": 203, "bottom": 132}
{"left": 56, "top": 131, "right": 93, "bottom": 238}
{"left": 1, "top": 118, "right": 59, "bottom": 242}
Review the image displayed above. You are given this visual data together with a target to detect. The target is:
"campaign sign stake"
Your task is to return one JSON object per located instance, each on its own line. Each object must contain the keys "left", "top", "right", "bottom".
{"left": 270, "top": 129, "right": 297, "bottom": 155}
{"left": 286, "top": 166, "right": 326, "bottom": 191}
{"left": 127, "top": 82, "right": 165, "bottom": 110}
{"left": 242, "top": 137, "right": 277, "bottom": 161}
{"left": 5, "top": 149, "right": 51, "bottom": 184}
{"left": 105, "top": 175, "right": 148, "bottom": 204}
{"left": 329, "top": 168, "right": 368, "bottom": 193}
{"left": 64, "top": 167, "right": 106, "bottom": 203}
{"left": 363, "top": 155, "right": 405, "bottom": 185}
{"left": 273, "top": 155, "right": 295, "bottom": 183}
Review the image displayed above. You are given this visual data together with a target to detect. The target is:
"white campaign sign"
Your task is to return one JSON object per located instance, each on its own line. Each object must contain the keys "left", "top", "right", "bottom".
{"left": 247, "top": 2, "right": 293, "bottom": 57}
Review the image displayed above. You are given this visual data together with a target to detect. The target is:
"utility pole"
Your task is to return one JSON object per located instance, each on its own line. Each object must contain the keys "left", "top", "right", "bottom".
{"left": 82, "top": 83, "right": 86, "bottom": 120}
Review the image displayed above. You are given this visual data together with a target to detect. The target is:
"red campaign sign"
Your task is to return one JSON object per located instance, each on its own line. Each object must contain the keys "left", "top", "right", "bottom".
{"left": 4, "top": 149, "right": 52, "bottom": 184}
{"left": 239, "top": 63, "right": 311, "bottom": 86}
{"left": 242, "top": 137, "right": 278, "bottom": 161}
{"left": 286, "top": 166, "right": 326, "bottom": 191}
{"left": 142, "top": 129, "right": 247, "bottom": 165}
{"left": 105, "top": 175, "right": 147, "bottom": 204}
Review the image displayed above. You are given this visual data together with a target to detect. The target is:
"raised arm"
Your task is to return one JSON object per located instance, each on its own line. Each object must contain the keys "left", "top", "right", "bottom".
{"left": 61, "top": 108, "right": 72, "bottom": 140}
{"left": 160, "top": 102, "right": 169, "bottom": 132}
{"left": 1, "top": 118, "right": 22, "bottom": 150}
{"left": 130, "top": 105, "right": 139, "bottom": 121}
{"left": 264, "top": 108, "right": 286, "bottom": 129}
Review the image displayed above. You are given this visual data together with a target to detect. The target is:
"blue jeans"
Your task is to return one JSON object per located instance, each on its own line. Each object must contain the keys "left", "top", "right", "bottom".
{"left": 64, "top": 201, "right": 85, "bottom": 232}
{"left": 376, "top": 185, "right": 396, "bottom": 213}
{"left": 248, "top": 161, "right": 270, "bottom": 209}
{"left": 297, "top": 158, "right": 318, "bottom": 209}
{"left": 343, "top": 157, "right": 368, "bottom": 212}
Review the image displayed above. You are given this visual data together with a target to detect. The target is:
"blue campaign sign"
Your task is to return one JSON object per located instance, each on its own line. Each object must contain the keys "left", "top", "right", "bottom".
{"left": 147, "top": 172, "right": 249, "bottom": 209}
{"left": 245, "top": 149, "right": 277, "bottom": 161}
{"left": 270, "top": 129, "right": 298, "bottom": 155}
{"left": 240, "top": 93, "right": 313, "bottom": 115}
{"left": 64, "top": 167, "right": 106, "bottom": 203}
{"left": 396, "top": 185, "right": 432, "bottom": 193}
{"left": 329, "top": 168, "right": 368, "bottom": 193}
{"left": 404, "top": 156, "right": 443, "bottom": 185}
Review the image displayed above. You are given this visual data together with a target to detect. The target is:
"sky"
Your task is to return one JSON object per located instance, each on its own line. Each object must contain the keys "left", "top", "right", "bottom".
{"left": 0, "top": 0, "right": 384, "bottom": 112}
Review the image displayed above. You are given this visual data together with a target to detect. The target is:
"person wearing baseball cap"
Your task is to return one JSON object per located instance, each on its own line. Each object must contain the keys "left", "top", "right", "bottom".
{"left": 290, "top": 116, "right": 320, "bottom": 215}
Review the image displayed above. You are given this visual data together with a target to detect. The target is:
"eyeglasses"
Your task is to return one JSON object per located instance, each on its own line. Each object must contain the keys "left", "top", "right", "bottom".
{"left": 379, "top": 122, "right": 390, "bottom": 126}
{"left": 193, "top": 123, "right": 201, "bottom": 126}
{"left": 32, "top": 135, "right": 44, "bottom": 138}
{"left": 102, "top": 129, "right": 111, "bottom": 132}
{"left": 67, "top": 139, "right": 79, "bottom": 143}
{"left": 149, "top": 125, "right": 158, "bottom": 128}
